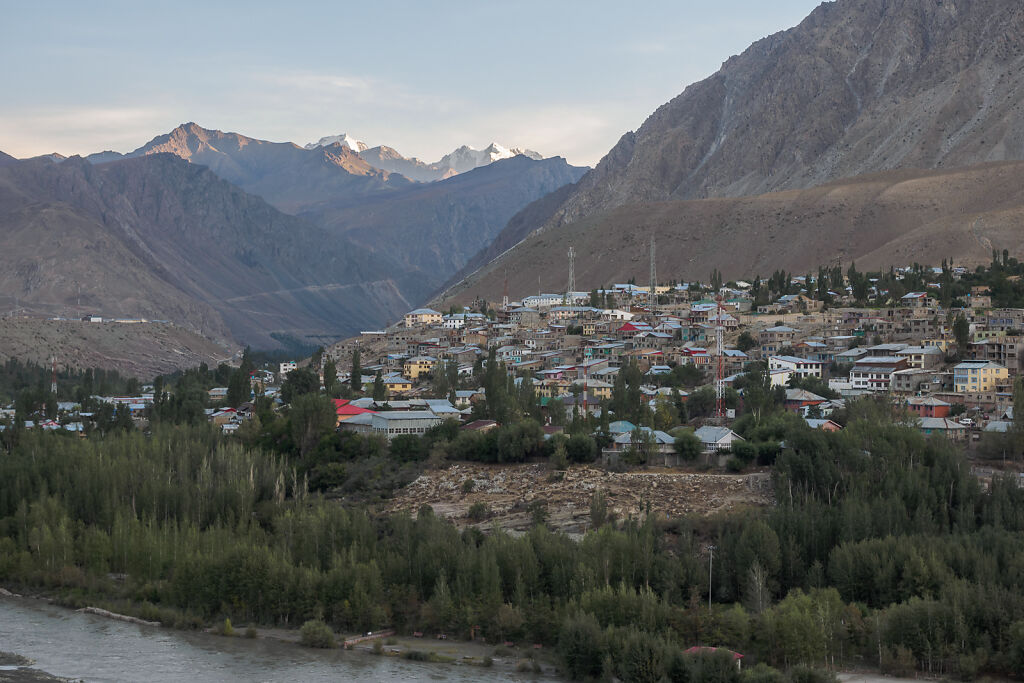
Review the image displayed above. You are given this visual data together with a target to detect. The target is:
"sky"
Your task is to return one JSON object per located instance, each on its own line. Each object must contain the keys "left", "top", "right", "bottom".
{"left": 0, "top": 0, "right": 824, "bottom": 167}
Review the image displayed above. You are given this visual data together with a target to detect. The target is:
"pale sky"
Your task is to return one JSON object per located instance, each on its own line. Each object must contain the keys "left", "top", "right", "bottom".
{"left": 0, "top": 0, "right": 824, "bottom": 167}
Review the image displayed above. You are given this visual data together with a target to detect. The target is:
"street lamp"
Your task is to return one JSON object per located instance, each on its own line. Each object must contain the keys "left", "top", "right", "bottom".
{"left": 708, "top": 544, "right": 716, "bottom": 608}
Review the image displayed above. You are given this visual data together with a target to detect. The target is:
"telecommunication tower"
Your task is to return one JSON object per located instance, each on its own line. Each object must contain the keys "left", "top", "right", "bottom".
{"left": 715, "top": 295, "right": 725, "bottom": 419}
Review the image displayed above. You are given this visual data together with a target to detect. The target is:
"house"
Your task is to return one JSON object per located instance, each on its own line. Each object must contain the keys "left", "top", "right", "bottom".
{"left": 768, "top": 355, "right": 823, "bottom": 379}
{"left": 403, "top": 356, "right": 438, "bottom": 380}
{"left": 694, "top": 426, "right": 745, "bottom": 453}
{"left": 895, "top": 346, "right": 944, "bottom": 370}
{"left": 332, "top": 399, "right": 376, "bottom": 426}
{"left": 279, "top": 361, "right": 297, "bottom": 376}
{"left": 784, "top": 388, "right": 827, "bottom": 413}
{"left": 906, "top": 396, "right": 951, "bottom": 419}
{"left": 900, "top": 292, "right": 935, "bottom": 309}
{"left": 382, "top": 375, "right": 414, "bottom": 395}
{"left": 917, "top": 417, "right": 968, "bottom": 441}
{"left": 606, "top": 427, "right": 677, "bottom": 465}
{"left": 804, "top": 418, "right": 843, "bottom": 432}
{"left": 461, "top": 419, "right": 499, "bottom": 432}
{"left": 208, "top": 387, "right": 228, "bottom": 401}
{"left": 953, "top": 360, "right": 1009, "bottom": 393}
{"left": 850, "top": 356, "right": 908, "bottom": 392}
{"left": 759, "top": 326, "right": 797, "bottom": 356}
{"left": 404, "top": 308, "right": 443, "bottom": 328}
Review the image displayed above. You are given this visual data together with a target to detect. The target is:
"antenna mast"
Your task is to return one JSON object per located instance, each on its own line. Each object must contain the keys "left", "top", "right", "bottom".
{"left": 715, "top": 294, "right": 725, "bottom": 419}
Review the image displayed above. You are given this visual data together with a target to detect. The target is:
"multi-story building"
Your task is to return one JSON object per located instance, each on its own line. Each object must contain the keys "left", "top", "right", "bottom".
{"left": 953, "top": 360, "right": 1009, "bottom": 393}
{"left": 768, "top": 355, "right": 823, "bottom": 379}
{"left": 404, "top": 308, "right": 443, "bottom": 328}
{"left": 759, "top": 325, "right": 797, "bottom": 356}
{"left": 850, "top": 356, "right": 908, "bottom": 392}
{"left": 403, "top": 355, "right": 438, "bottom": 380}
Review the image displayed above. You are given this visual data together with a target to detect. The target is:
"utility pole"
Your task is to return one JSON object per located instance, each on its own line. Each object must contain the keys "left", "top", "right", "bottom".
{"left": 708, "top": 544, "right": 716, "bottom": 608}
{"left": 649, "top": 236, "right": 657, "bottom": 314}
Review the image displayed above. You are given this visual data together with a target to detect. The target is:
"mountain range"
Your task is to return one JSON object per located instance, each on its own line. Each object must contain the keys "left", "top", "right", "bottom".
{"left": 440, "top": 0, "right": 1024, "bottom": 304}
{"left": 0, "top": 124, "right": 583, "bottom": 346}
{"left": 0, "top": 153, "right": 418, "bottom": 348}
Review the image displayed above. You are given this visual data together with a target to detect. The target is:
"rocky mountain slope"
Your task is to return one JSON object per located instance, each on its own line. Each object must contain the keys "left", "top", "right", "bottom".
{"left": 439, "top": 162, "right": 1024, "bottom": 305}
{"left": 543, "top": 0, "right": 1024, "bottom": 231}
{"left": 305, "top": 155, "right": 587, "bottom": 290}
{"left": 444, "top": 0, "right": 1024, "bottom": 301}
{"left": 0, "top": 154, "right": 417, "bottom": 347}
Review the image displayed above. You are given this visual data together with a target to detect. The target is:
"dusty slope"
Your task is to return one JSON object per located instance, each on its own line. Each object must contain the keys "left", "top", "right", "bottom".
{"left": 440, "top": 161, "right": 1024, "bottom": 304}
{"left": 0, "top": 318, "right": 237, "bottom": 378}
{"left": 545, "top": 0, "right": 1024, "bottom": 231}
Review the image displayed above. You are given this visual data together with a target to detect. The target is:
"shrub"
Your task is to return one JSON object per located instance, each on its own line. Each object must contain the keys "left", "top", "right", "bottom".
{"left": 216, "top": 617, "right": 234, "bottom": 636}
{"left": 461, "top": 478, "right": 475, "bottom": 494}
{"left": 726, "top": 456, "right": 745, "bottom": 472}
{"left": 788, "top": 666, "right": 837, "bottom": 683}
{"left": 244, "top": 627, "right": 258, "bottom": 639}
{"left": 482, "top": 656, "right": 494, "bottom": 667}
{"left": 404, "top": 650, "right": 430, "bottom": 661}
{"left": 299, "top": 619, "right": 335, "bottom": 648}
{"left": 467, "top": 502, "right": 491, "bottom": 521}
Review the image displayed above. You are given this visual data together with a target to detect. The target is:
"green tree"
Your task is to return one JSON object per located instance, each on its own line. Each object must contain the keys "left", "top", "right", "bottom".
{"left": 280, "top": 367, "right": 319, "bottom": 404}
{"left": 322, "top": 359, "right": 337, "bottom": 396}
{"left": 674, "top": 430, "right": 702, "bottom": 461}
{"left": 289, "top": 393, "right": 336, "bottom": 457}
{"left": 953, "top": 313, "right": 970, "bottom": 358}
{"left": 350, "top": 350, "right": 362, "bottom": 394}
{"left": 372, "top": 370, "right": 387, "bottom": 401}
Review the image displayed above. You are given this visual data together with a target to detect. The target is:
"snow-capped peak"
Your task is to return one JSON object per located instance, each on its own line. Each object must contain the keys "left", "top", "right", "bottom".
{"left": 435, "top": 143, "right": 543, "bottom": 174}
{"left": 304, "top": 133, "right": 367, "bottom": 152}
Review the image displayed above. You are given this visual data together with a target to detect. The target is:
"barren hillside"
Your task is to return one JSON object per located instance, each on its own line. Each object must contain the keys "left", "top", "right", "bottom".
{"left": 440, "top": 161, "right": 1024, "bottom": 305}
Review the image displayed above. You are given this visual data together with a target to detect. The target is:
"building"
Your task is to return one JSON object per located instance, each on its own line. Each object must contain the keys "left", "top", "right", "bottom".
{"left": 404, "top": 308, "right": 443, "bottom": 328}
{"left": 894, "top": 346, "right": 944, "bottom": 370}
{"left": 768, "top": 355, "right": 823, "bottom": 379}
{"left": 906, "top": 396, "right": 951, "bottom": 419}
{"left": 918, "top": 417, "right": 968, "bottom": 441}
{"left": 339, "top": 410, "right": 443, "bottom": 440}
{"left": 403, "top": 356, "right": 438, "bottom": 380}
{"left": 759, "top": 326, "right": 797, "bottom": 356}
{"left": 694, "top": 426, "right": 745, "bottom": 453}
{"left": 849, "top": 356, "right": 908, "bottom": 392}
{"left": 953, "top": 360, "right": 1009, "bottom": 393}
{"left": 279, "top": 361, "right": 297, "bottom": 376}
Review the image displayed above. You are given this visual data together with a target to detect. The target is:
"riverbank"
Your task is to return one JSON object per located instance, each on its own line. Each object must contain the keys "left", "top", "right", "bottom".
{"left": 0, "top": 651, "right": 73, "bottom": 683}
{"left": 1, "top": 589, "right": 558, "bottom": 680}
{"left": 0, "top": 595, "right": 557, "bottom": 682}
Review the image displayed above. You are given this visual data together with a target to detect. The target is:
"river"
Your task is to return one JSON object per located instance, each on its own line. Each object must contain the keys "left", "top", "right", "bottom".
{"left": 0, "top": 597, "right": 553, "bottom": 682}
